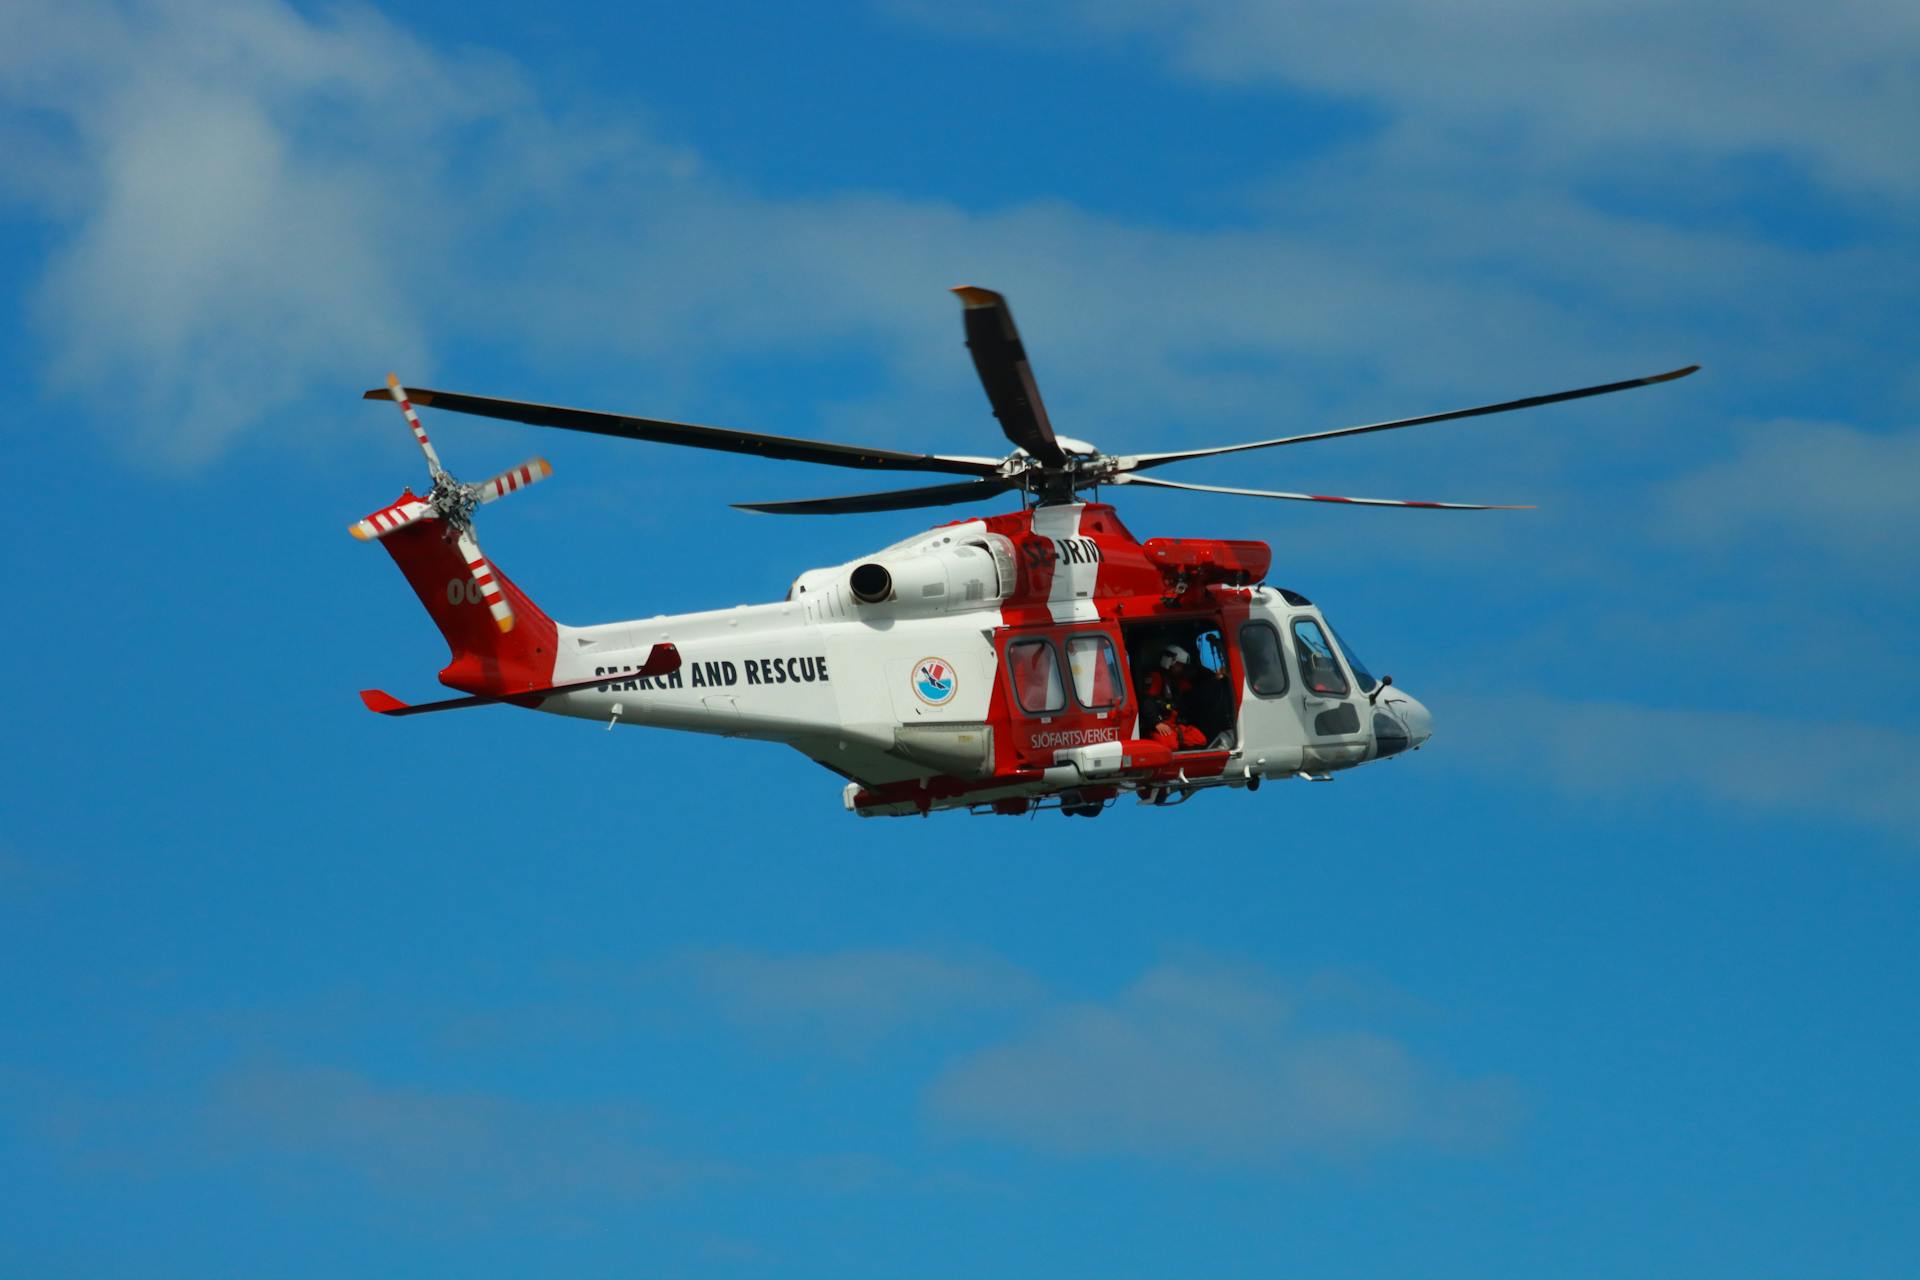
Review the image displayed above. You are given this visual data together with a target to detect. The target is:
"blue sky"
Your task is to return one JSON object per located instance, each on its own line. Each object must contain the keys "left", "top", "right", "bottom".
{"left": 3, "top": 1, "right": 1916, "bottom": 1275}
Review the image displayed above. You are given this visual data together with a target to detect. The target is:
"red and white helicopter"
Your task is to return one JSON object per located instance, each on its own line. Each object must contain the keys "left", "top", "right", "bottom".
{"left": 352, "top": 287, "right": 1695, "bottom": 817}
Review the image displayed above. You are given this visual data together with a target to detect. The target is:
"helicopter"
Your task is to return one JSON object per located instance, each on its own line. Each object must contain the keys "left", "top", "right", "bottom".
{"left": 351, "top": 286, "right": 1696, "bottom": 817}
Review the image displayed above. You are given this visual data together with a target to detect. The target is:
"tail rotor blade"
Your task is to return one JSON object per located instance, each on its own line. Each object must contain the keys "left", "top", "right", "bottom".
{"left": 349, "top": 494, "right": 434, "bottom": 541}
{"left": 455, "top": 528, "right": 515, "bottom": 633}
{"left": 386, "top": 372, "right": 446, "bottom": 478}
{"left": 476, "top": 458, "right": 553, "bottom": 504}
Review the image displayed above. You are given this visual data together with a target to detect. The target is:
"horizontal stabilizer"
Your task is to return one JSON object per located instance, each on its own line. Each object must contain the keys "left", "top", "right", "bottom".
{"left": 360, "top": 644, "right": 681, "bottom": 716}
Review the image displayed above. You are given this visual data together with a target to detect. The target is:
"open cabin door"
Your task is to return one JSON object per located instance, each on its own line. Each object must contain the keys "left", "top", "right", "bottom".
{"left": 1118, "top": 615, "right": 1240, "bottom": 754}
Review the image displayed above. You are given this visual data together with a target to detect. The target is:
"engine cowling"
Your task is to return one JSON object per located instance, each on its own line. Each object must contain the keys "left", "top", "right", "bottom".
{"left": 795, "top": 533, "right": 1013, "bottom": 618}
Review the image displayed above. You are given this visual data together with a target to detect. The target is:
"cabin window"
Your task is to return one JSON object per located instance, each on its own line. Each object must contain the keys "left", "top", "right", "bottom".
{"left": 1291, "top": 618, "right": 1350, "bottom": 697}
{"left": 1008, "top": 639, "right": 1067, "bottom": 714}
{"left": 1065, "top": 634, "right": 1124, "bottom": 711}
{"left": 1239, "top": 622, "right": 1290, "bottom": 697}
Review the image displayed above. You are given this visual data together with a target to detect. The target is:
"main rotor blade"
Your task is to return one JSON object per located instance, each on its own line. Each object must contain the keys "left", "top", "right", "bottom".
{"left": 1112, "top": 473, "right": 1533, "bottom": 510}
{"left": 952, "top": 286, "right": 1069, "bottom": 468}
{"left": 1122, "top": 365, "right": 1700, "bottom": 472}
{"left": 732, "top": 476, "right": 1020, "bottom": 516}
{"left": 361, "top": 386, "right": 999, "bottom": 477}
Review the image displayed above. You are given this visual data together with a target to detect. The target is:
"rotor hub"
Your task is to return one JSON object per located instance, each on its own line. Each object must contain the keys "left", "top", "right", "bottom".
{"left": 428, "top": 474, "right": 479, "bottom": 529}
{"left": 999, "top": 441, "right": 1121, "bottom": 504}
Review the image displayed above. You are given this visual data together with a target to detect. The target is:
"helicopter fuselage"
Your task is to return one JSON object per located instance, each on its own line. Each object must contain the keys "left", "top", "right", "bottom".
{"left": 496, "top": 501, "right": 1431, "bottom": 816}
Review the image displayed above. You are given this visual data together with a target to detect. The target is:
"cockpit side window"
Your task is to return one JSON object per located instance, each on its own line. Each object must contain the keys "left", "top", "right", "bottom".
{"left": 1239, "top": 622, "right": 1290, "bottom": 697}
{"left": 1291, "top": 618, "right": 1351, "bottom": 697}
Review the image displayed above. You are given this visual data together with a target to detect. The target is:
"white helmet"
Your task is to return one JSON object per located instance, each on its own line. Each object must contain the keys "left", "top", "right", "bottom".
{"left": 1159, "top": 644, "right": 1191, "bottom": 670}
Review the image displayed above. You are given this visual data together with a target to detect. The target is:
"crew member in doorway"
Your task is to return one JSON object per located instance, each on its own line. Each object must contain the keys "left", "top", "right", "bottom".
{"left": 1179, "top": 636, "right": 1232, "bottom": 747}
{"left": 1143, "top": 644, "right": 1208, "bottom": 750}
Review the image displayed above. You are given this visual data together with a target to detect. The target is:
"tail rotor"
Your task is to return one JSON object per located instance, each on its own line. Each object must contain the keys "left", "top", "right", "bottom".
{"left": 350, "top": 372, "right": 553, "bottom": 634}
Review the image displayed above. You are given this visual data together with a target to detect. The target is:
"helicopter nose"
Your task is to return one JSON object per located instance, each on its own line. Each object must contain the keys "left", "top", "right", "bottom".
{"left": 1396, "top": 692, "right": 1434, "bottom": 748}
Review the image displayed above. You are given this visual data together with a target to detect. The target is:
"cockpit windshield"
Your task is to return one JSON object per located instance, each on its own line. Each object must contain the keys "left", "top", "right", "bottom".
{"left": 1329, "top": 624, "right": 1379, "bottom": 695}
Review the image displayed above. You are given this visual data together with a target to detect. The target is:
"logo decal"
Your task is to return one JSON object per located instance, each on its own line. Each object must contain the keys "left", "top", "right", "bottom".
{"left": 912, "top": 657, "right": 957, "bottom": 706}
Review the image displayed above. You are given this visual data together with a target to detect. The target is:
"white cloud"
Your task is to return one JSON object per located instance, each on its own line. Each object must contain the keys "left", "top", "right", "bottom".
{"left": 885, "top": 0, "right": 1920, "bottom": 200}
{"left": 6, "top": 1, "right": 449, "bottom": 460}
{"left": 3, "top": 0, "right": 1908, "bottom": 494}
{"left": 207, "top": 1061, "right": 700, "bottom": 1203}
{"left": 1438, "top": 693, "right": 1920, "bottom": 837}
{"left": 1654, "top": 419, "right": 1920, "bottom": 566}
{"left": 2, "top": 0, "right": 688, "bottom": 463}
{"left": 928, "top": 962, "right": 1515, "bottom": 1161}
{"left": 680, "top": 947, "right": 1039, "bottom": 1042}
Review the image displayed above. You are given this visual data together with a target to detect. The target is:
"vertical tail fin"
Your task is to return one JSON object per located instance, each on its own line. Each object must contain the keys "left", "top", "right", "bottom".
{"left": 368, "top": 499, "right": 559, "bottom": 694}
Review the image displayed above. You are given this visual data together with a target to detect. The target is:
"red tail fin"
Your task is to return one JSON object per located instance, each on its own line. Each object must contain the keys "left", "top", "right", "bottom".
{"left": 376, "top": 509, "right": 558, "bottom": 695}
